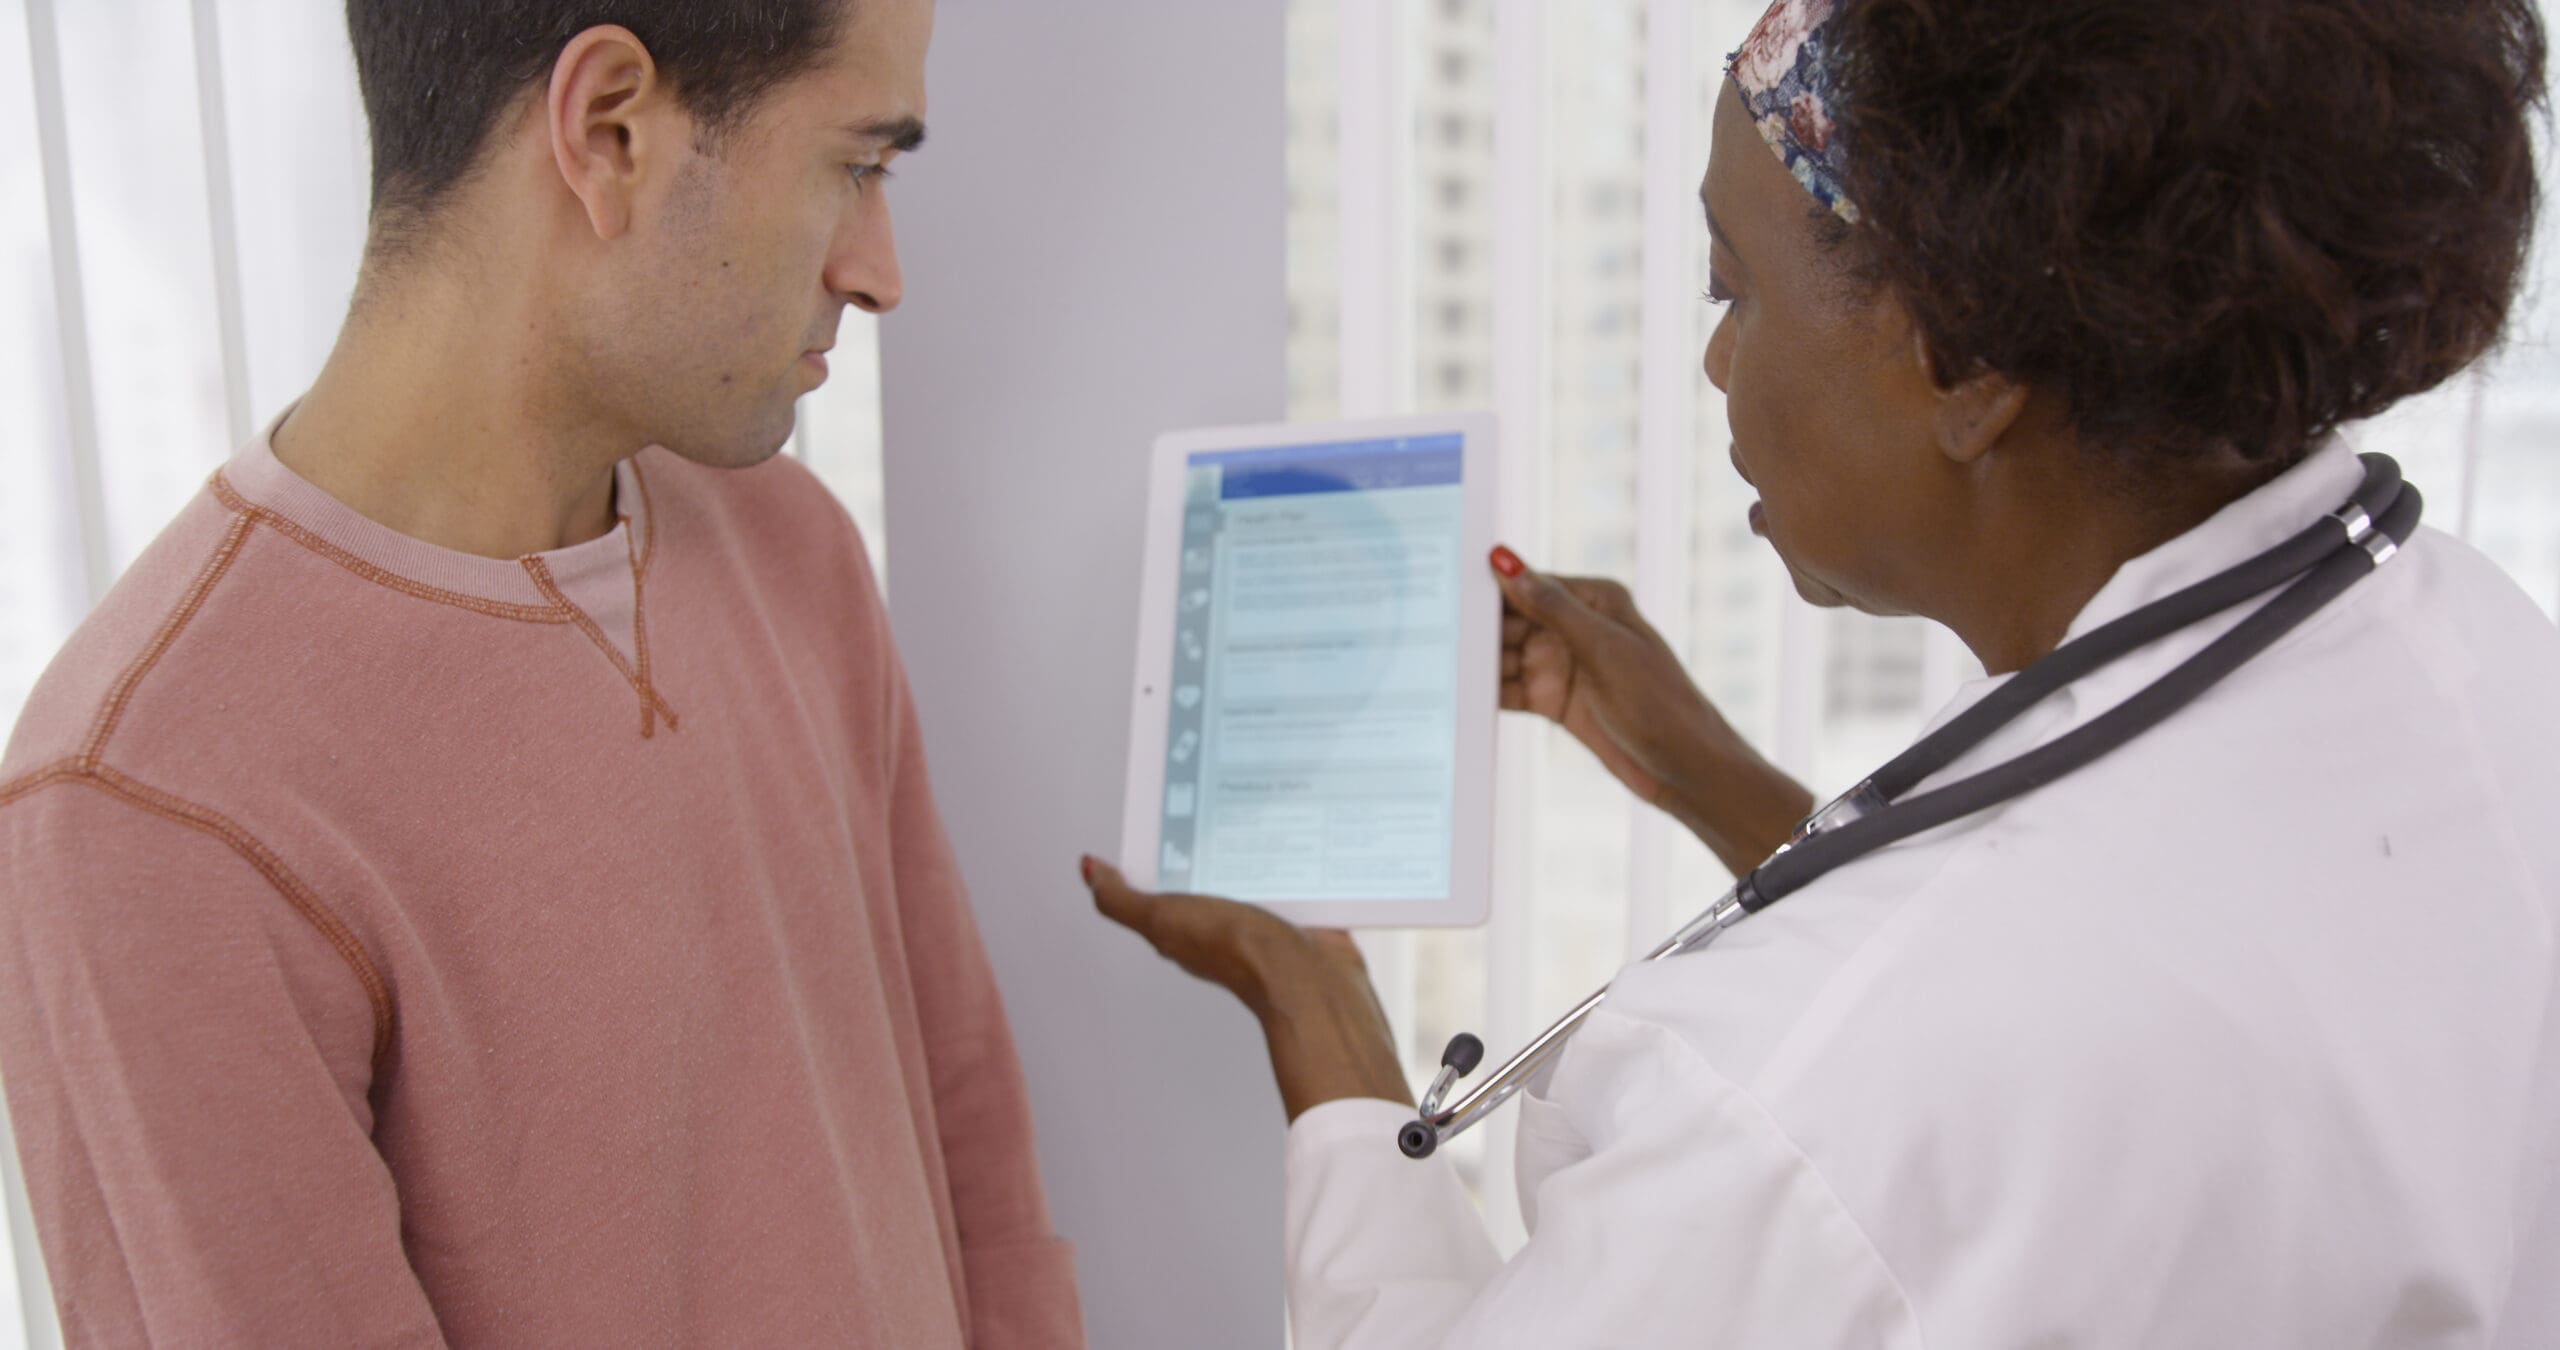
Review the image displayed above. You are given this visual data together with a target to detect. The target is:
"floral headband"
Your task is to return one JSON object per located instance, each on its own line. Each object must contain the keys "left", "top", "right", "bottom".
{"left": 1729, "top": 0, "right": 1861, "bottom": 225}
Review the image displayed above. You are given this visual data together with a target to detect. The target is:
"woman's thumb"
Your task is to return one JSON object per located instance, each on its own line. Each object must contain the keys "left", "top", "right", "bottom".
{"left": 1491, "top": 546, "right": 1606, "bottom": 647}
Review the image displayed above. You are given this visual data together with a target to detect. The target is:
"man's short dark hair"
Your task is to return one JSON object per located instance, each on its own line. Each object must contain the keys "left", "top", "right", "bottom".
{"left": 345, "top": 1, "right": 848, "bottom": 225}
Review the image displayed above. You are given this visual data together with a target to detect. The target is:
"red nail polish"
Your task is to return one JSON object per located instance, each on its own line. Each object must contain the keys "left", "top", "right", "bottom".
{"left": 1079, "top": 856, "right": 1095, "bottom": 883}
{"left": 1490, "top": 545, "right": 1524, "bottom": 578}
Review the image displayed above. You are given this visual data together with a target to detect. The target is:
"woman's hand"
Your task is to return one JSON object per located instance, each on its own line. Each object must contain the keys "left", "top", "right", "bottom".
{"left": 1083, "top": 858, "right": 1412, "bottom": 1122}
{"left": 1492, "top": 545, "right": 1814, "bottom": 874}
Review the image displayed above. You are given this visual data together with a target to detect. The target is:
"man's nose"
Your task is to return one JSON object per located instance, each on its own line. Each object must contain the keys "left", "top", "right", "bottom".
{"left": 830, "top": 211, "right": 904, "bottom": 315}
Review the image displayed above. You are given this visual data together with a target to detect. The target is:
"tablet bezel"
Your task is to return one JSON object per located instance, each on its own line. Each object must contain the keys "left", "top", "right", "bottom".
{"left": 1118, "top": 412, "right": 1498, "bottom": 929}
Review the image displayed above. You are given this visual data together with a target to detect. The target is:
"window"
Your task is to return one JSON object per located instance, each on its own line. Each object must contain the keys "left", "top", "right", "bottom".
{"left": 1287, "top": 0, "right": 2560, "bottom": 1255}
{"left": 0, "top": 3, "right": 888, "bottom": 1337}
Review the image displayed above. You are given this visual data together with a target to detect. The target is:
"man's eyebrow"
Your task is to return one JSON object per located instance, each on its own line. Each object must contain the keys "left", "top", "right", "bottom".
{"left": 841, "top": 116, "right": 926, "bottom": 153}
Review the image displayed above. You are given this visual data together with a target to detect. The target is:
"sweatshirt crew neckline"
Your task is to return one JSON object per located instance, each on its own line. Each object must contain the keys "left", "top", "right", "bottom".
{"left": 219, "top": 413, "right": 655, "bottom": 661}
{"left": 0, "top": 434, "right": 1082, "bottom": 1342}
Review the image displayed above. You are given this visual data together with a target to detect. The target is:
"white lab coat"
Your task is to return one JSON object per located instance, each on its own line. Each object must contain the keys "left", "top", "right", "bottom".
{"left": 1286, "top": 443, "right": 2560, "bottom": 1348}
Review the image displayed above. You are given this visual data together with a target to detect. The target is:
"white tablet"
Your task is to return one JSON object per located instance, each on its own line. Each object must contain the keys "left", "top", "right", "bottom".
{"left": 1119, "top": 413, "right": 1499, "bottom": 928}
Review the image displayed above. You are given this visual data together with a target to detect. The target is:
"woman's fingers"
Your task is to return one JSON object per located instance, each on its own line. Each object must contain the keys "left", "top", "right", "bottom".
{"left": 1086, "top": 858, "right": 1308, "bottom": 1011}
{"left": 1091, "top": 862, "right": 1232, "bottom": 965}
{"left": 1558, "top": 575, "right": 1640, "bottom": 624}
{"left": 1494, "top": 568, "right": 1603, "bottom": 652}
{"left": 1090, "top": 873, "right": 1417, "bottom": 1120}
{"left": 1515, "top": 627, "right": 1576, "bottom": 721}
{"left": 1085, "top": 857, "right": 1158, "bottom": 932}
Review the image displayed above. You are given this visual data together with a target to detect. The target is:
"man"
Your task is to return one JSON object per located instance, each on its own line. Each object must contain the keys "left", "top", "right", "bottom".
{"left": 0, "top": 1, "right": 1080, "bottom": 1343}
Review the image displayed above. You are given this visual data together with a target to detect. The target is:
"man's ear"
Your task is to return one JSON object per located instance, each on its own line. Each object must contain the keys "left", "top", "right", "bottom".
{"left": 545, "top": 25, "right": 669, "bottom": 241}
{"left": 1912, "top": 328, "right": 2030, "bottom": 465}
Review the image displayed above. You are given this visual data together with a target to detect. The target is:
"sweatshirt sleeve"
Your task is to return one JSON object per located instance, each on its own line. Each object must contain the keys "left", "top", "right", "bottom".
{"left": 0, "top": 777, "right": 444, "bottom": 1347}
{"left": 879, "top": 662, "right": 1084, "bottom": 1349}
{"left": 1284, "top": 1011, "right": 1922, "bottom": 1349}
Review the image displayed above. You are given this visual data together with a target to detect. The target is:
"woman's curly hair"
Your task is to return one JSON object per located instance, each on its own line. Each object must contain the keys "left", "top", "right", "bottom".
{"left": 1824, "top": 0, "right": 2549, "bottom": 473}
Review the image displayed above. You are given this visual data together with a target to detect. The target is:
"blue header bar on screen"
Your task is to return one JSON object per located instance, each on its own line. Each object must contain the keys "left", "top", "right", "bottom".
{"left": 1190, "top": 433, "right": 1464, "bottom": 500}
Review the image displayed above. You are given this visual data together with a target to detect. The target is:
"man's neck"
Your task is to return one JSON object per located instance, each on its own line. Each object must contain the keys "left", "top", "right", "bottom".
{"left": 272, "top": 266, "right": 627, "bottom": 560}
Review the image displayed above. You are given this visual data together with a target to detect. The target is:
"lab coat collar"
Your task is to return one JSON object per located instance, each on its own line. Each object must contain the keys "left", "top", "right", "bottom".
{"left": 1911, "top": 439, "right": 2366, "bottom": 764}
{"left": 2058, "top": 439, "right": 2363, "bottom": 648}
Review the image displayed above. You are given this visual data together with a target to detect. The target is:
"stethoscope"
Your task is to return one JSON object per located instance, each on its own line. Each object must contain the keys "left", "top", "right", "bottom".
{"left": 1400, "top": 453, "right": 2422, "bottom": 1159}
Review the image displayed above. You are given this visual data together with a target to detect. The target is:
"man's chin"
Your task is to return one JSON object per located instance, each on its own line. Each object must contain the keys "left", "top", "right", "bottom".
{"left": 651, "top": 418, "right": 797, "bottom": 471}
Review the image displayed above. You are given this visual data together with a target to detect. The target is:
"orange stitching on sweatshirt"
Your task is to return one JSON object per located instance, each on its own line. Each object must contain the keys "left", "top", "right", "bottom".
{"left": 0, "top": 764, "right": 397, "bottom": 1073}
{"left": 629, "top": 458, "right": 658, "bottom": 577}
{"left": 622, "top": 461, "right": 674, "bottom": 730}
{"left": 79, "top": 514, "right": 254, "bottom": 769}
{"left": 211, "top": 473, "right": 569, "bottom": 625}
{"left": 205, "top": 469, "right": 676, "bottom": 734}
{"left": 622, "top": 520, "right": 676, "bottom": 737}
{"left": 0, "top": 760, "right": 82, "bottom": 808}
{"left": 521, "top": 555, "right": 680, "bottom": 737}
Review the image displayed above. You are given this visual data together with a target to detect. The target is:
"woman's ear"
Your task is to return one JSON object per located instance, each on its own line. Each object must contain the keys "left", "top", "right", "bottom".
{"left": 1912, "top": 328, "right": 2030, "bottom": 465}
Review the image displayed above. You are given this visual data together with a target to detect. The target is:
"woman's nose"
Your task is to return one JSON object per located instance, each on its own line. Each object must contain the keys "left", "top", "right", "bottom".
{"left": 1702, "top": 310, "right": 1734, "bottom": 393}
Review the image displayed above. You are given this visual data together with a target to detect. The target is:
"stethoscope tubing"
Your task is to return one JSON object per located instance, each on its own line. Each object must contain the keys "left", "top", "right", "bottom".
{"left": 1754, "top": 466, "right": 2419, "bottom": 906}
{"left": 1401, "top": 455, "right": 2420, "bottom": 1160}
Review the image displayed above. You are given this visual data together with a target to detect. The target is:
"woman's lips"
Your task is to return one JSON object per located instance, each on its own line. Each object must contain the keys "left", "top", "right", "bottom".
{"left": 1729, "top": 446, "right": 1767, "bottom": 536}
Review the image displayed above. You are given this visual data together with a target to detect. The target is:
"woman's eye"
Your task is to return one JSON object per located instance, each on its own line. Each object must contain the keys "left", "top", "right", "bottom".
{"left": 1703, "top": 283, "right": 1734, "bottom": 308}
{"left": 847, "top": 163, "right": 892, "bottom": 189}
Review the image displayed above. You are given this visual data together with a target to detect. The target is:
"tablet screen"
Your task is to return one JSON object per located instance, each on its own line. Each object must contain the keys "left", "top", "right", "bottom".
{"left": 1153, "top": 433, "right": 1466, "bottom": 902}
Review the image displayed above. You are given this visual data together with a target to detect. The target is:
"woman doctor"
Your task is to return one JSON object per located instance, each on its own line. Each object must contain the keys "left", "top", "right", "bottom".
{"left": 1087, "top": 0, "right": 2560, "bottom": 1344}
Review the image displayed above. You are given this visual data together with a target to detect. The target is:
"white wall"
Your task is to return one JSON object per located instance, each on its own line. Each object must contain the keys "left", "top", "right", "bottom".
{"left": 879, "top": 4, "right": 1290, "bottom": 1346}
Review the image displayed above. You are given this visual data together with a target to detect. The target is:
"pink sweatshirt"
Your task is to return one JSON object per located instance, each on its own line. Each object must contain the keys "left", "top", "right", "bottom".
{"left": 0, "top": 430, "right": 1081, "bottom": 1346}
